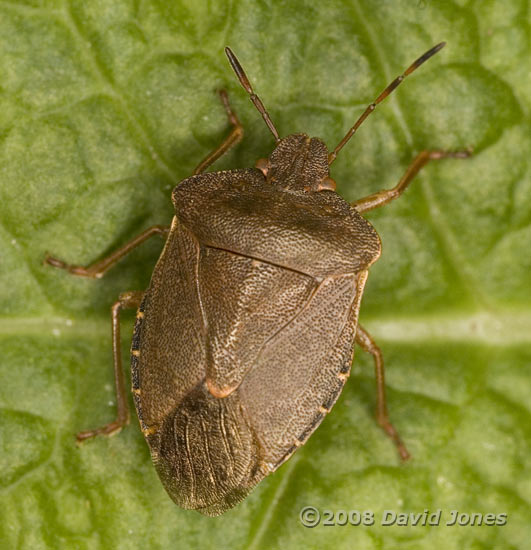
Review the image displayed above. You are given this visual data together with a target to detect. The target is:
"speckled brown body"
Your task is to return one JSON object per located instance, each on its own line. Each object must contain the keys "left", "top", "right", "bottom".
{"left": 131, "top": 134, "right": 381, "bottom": 515}
{"left": 44, "top": 42, "right": 466, "bottom": 517}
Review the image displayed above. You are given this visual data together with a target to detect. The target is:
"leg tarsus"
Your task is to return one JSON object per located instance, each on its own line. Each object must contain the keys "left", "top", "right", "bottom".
{"left": 353, "top": 148, "right": 473, "bottom": 214}
{"left": 76, "top": 291, "right": 144, "bottom": 443}
{"left": 76, "top": 419, "right": 125, "bottom": 442}
{"left": 193, "top": 89, "right": 244, "bottom": 175}
{"left": 45, "top": 225, "right": 170, "bottom": 279}
{"left": 355, "top": 324, "right": 410, "bottom": 461}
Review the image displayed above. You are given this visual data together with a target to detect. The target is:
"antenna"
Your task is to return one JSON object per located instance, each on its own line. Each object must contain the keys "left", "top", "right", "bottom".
{"left": 225, "top": 47, "right": 280, "bottom": 142}
{"left": 328, "top": 42, "right": 446, "bottom": 165}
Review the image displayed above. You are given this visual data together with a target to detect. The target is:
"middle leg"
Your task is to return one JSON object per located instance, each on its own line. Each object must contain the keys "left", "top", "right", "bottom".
{"left": 45, "top": 225, "right": 170, "bottom": 279}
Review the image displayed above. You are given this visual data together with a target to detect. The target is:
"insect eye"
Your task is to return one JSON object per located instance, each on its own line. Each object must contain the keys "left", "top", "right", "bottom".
{"left": 255, "top": 158, "right": 269, "bottom": 176}
{"left": 317, "top": 176, "right": 336, "bottom": 192}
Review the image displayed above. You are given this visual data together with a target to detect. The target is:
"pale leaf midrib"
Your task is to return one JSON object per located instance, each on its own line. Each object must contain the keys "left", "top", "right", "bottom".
{"left": 0, "top": 311, "right": 530, "bottom": 344}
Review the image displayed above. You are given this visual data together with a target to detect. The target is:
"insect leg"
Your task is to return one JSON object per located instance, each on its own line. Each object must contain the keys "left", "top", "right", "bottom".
{"left": 355, "top": 324, "right": 410, "bottom": 461}
{"left": 76, "top": 290, "right": 144, "bottom": 442}
{"left": 44, "top": 225, "right": 170, "bottom": 279}
{"left": 193, "top": 89, "right": 244, "bottom": 175}
{"left": 353, "top": 149, "right": 471, "bottom": 213}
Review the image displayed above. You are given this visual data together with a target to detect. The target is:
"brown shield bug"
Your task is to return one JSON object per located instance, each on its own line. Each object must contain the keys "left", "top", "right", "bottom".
{"left": 45, "top": 42, "right": 470, "bottom": 516}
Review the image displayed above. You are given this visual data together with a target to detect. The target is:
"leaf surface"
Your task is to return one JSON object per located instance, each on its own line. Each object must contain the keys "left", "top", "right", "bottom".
{"left": 1, "top": 1, "right": 530, "bottom": 549}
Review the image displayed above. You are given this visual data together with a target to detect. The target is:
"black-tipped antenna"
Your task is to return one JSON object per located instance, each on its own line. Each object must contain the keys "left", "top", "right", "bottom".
{"left": 225, "top": 47, "right": 280, "bottom": 142}
{"left": 328, "top": 42, "right": 446, "bottom": 165}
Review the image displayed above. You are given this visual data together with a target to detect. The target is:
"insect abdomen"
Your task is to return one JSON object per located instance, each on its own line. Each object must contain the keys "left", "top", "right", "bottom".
{"left": 153, "top": 383, "right": 265, "bottom": 516}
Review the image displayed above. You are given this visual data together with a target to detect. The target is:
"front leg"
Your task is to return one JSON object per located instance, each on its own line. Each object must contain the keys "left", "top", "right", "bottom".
{"left": 353, "top": 149, "right": 471, "bottom": 213}
{"left": 192, "top": 90, "right": 244, "bottom": 175}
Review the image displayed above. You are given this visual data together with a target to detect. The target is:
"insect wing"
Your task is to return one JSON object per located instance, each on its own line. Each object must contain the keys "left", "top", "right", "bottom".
{"left": 239, "top": 270, "right": 368, "bottom": 468}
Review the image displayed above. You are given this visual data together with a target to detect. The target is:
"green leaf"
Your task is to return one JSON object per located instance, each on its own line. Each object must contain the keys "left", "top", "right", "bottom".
{"left": 1, "top": 1, "right": 530, "bottom": 549}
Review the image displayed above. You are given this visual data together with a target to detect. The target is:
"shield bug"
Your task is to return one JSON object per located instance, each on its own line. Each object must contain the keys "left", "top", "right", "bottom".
{"left": 45, "top": 42, "right": 470, "bottom": 516}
